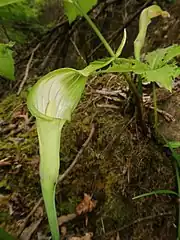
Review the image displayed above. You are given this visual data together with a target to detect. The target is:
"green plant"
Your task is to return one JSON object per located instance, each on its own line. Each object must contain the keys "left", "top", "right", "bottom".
{"left": 104, "top": 6, "right": 180, "bottom": 132}
{"left": 27, "top": 1, "right": 180, "bottom": 239}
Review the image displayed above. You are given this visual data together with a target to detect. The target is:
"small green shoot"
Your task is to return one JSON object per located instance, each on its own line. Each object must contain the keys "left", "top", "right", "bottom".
{"left": 133, "top": 189, "right": 178, "bottom": 200}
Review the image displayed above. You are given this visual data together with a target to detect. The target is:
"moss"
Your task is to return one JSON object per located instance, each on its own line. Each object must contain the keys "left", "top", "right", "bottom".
{"left": 0, "top": 92, "right": 27, "bottom": 121}
{"left": 57, "top": 196, "right": 81, "bottom": 215}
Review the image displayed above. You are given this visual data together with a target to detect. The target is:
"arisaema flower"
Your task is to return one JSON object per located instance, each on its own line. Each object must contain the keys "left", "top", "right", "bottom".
{"left": 27, "top": 68, "right": 86, "bottom": 240}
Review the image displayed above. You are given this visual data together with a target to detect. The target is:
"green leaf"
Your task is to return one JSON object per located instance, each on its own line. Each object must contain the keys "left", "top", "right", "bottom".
{"left": 140, "top": 46, "right": 180, "bottom": 90}
{"left": 133, "top": 189, "right": 178, "bottom": 200}
{"left": 165, "top": 141, "right": 180, "bottom": 149}
{"left": 141, "top": 65, "right": 179, "bottom": 91}
{"left": 0, "top": 44, "right": 15, "bottom": 80}
{"left": 162, "top": 45, "right": 180, "bottom": 64}
{"left": 145, "top": 45, "right": 180, "bottom": 68}
{"left": 63, "top": 0, "right": 98, "bottom": 24}
{"left": 0, "top": 228, "right": 16, "bottom": 240}
{"left": 0, "top": 0, "right": 22, "bottom": 7}
{"left": 145, "top": 48, "right": 169, "bottom": 69}
{"left": 104, "top": 58, "right": 149, "bottom": 73}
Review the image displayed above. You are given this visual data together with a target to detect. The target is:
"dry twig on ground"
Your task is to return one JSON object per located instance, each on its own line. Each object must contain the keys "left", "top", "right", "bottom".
{"left": 17, "top": 43, "right": 41, "bottom": 95}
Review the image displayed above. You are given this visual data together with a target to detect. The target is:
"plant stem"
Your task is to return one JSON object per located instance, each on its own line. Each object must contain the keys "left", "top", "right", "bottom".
{"left": 153, "top": 83, "right": 158, "bottom": 132}
{"left": 73, "top": 1, "right": 115, "bottom": 58}
{"left": 124, "top": 73, "right": 147, "bottom": 135}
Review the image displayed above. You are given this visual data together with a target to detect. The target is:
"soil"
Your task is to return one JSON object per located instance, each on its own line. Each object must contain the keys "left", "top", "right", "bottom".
{"left": 0, "top": 1, "right": 180, "bottom": 240}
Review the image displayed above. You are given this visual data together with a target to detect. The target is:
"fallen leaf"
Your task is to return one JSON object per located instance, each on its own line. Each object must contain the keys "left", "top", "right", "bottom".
{"left": 76, "top": 194, "right": 97, "bottom": 215}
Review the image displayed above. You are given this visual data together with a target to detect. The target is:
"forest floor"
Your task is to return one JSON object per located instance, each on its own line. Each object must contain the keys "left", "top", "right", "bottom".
{"left": 0, "top": 1, "right": 180, "bottom": 240}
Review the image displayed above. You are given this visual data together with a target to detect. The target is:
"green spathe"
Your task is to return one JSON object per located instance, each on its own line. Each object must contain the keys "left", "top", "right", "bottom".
{"left": 27, "top": 68, "right": 86, "bottom": 240}
{"left": 134, "top": 5, "right": 170, "bottom": 61}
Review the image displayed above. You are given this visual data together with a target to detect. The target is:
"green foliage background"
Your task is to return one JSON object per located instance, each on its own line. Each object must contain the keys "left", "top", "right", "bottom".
{"left": 0, "top": 0, "right": 49, "bottom": 43}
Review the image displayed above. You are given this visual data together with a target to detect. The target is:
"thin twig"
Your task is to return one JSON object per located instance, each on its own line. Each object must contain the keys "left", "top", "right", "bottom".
{"left": 40, "top": 38, "right": 60, "bottom": 71}
{"left": 97, "top": 103, "right": 120, "bottom": 109}
{"left": 17, "top": 124, "right": 95, "bottom": 237}
{"left": 147, "top": 105, "right": 175, "bottom": 122}
{"left": 17, "top": 198, "right": 43, "bottom": 237}
{"left": 20, "top": 218, "right": 43, "bottom": 240}
{"left": 58, "top": 124, "right": 95, "bottom": 183}
{"left": 95, "top": 89, "right": 127, "bottom": 98}
{"left": 70, "top": 38, "right": 87, "bottom": 65}
{"left": 96, "top": 211, "right": 173, "bottom": 239}
{"left": 17, "top": 43, "right": 40, "bottom": 95}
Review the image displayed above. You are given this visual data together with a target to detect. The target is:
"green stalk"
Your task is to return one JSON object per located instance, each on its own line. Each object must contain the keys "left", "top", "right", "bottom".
{"left": 153, "top": 82, "right": 158, "bottom": 132}
{"left": 73, "top": 0, "right": 115, "bottom": 58}
{"left": 37, "top": 118, "right": 65, "bottom": 240}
